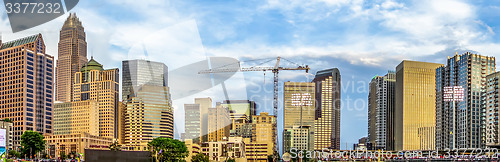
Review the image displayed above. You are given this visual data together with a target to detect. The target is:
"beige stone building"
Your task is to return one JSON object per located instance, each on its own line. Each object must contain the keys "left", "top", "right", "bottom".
{"left": 53, "top": 101, "right": 99, "bottom": 136}
{"left": 45, "top": 132, "right": 112, "bottom": 160}
{"left": 207, "top": 103, "right": 231, "bottom": 142}
{"left": 202, "top": 137, "right": 246, "bottom": 162}
{"left": 72, "top": 58, "right": 119, "bottom": 139}
{"left": 184, "top": 139, "right": 201, "bottom": 162}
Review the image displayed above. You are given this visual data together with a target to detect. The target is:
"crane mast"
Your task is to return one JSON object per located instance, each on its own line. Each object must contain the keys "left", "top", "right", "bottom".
{"left": 199, "top": 56, "right": 310, "bottom": 157}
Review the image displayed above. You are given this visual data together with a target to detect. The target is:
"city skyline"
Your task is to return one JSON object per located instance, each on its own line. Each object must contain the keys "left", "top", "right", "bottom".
{"left": 2, "top": 0, "right": 500, "bottom": 150}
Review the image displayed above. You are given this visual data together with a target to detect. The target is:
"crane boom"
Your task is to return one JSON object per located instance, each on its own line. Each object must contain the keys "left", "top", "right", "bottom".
{"left": 198, "top": 56, "right": 310, "bottom": 157}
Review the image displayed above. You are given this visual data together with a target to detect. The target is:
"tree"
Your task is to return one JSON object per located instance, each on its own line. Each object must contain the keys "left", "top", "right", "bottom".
{"left": 20, "top": 130, "right": 45, "bottom": 158}
{"left": 60, "top": 151, "right": 67, "bottom": 160}
{"left": 225, "top": 158, "right": 235, "bottom": 162}
{"left": 147, "top": 137, "right": 188, "bottom": 162}
{"left": 191, "top": 153, "right": 209, "bottom": 162}
{"left": 8, "top": 150, "right": 20, "bottom": 158}
{"left": 268, "top": 155, "right": 274, "bottom": 162}
{"left": 109, "top": 141, "right": 122, "bottom": 151}
{"left": 2, "top": 118, "right": 11, "bottom": 122}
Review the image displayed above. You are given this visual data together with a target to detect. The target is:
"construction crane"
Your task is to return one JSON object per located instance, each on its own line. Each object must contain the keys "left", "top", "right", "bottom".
{"left": 198, "top": 56, "right": 310, "bottom": 156}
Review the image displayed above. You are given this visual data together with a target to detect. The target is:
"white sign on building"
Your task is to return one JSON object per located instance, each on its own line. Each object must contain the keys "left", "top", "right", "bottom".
{"left": 443, "top": 86, "right": 465, "bottom": 102}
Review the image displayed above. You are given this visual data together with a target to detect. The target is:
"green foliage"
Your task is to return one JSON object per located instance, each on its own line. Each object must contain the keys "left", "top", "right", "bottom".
{"left": 20, "top": 130, "right": 45, "bottom": 158}
{"left": 225, "top": 158, "right": 235, "bottom": 162}
{"left": 191, "top": 153, "right": 209, "bottom": 162}
{"left": 109, "top": 141, "right": 122, "bottom": 151}
{"left": 2, "top": 118, "right": 12, "bottom": 123}
{"left": 60, "top": 151, "right": 67, "bottom": 160}
{"left": 8, "top": 150, "right": 20, "bottom": 158}
{"left": 147, "top": 137, "right": 188, "bottom": 162}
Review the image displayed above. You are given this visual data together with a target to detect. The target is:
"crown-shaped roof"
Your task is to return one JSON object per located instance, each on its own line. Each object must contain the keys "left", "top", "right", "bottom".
{"left": 81, "top": 56, "right": 104, "bottom": 72}
{"left": 62, "top": 13, "right": 83, "bottom": 29}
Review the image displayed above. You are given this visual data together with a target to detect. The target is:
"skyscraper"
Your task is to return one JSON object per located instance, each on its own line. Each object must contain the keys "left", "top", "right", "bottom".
{"left": 184, "top": 98, "right": 211, "bottom": 143}
{"left": 0, "top": 34, "right": 54, "bottom": 148}
{"left": 122, "top": 60, "right": 168, "bottom": 102}
{"left": 368, "top": 71, "right": 395, "bottom": 150}
{"left": 122, "top": 60, "right": 173, "bottom": 150}
{"left": 124, "top": 85, "right": 173, "bottom": 150}
{"left": 436, "top": 52, "right": 495, "bottom": 149}
{"left": 313, "top": 68, "right": 341, "bottom": 150}
{"left": 395, "top": 60, "right": 442, "bottom": 150}
{"left": 55, "top": 13, "right": 87, "bottom": 103}
{"left": 283, "top": 82, "right": 315, "bottom": 152}
{"left": 485, "top": 71, "right": 500, "bottom": 147}
{"left": 72, "top": 58, "right": 119, "bottom": 139}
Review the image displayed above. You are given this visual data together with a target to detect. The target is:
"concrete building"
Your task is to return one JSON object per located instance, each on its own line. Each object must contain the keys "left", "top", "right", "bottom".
{"left": 436, "top": 52, "right": 495, "bottom": 149}
{"left": 184, "top": 139, "right": 201, "bottom": 162}
{"left": 201, "top": 137, "right": 246, "bottom": 162}
{"left": 484, "top": 71, "right": 500, "bottom": 147}
{"left": 72, "top": 57, "right": 119, "bottom": 139}
{"left": 283, "top": 82, "right": 315, "bottom": 152}
{"left": 53, "top": 101, "right": 99, "bottom": 136}
{"left": 45, "top": 132, "right": 112, "bottom": 160}
{"left": 184, "top": 98, "right": 211, "bottom": 143}
{"left": 283, "top": 126, "right": 311, "bottom": 152}
{"left": 251, "top": 112, "right": 276, "bottom": 159}
{"left": 368, "top": 71, "right": 395, "bottom": 150}
{"left": 395, "top": 60, "right": 442, "bottom": 150}
{"left": 244, "top": 138, "right": 271, "bottom": 162}
{"left": 117, "top": 102, "right": 126, "bottom": 145}
{"left": 207, "top": 103, "right": 231, "bottom": 142}
{"left": 230, "top": 114, "right": 252, "bottom": 139}
{"left": 313, "top": 68, "right": 341, "bottom": 150}
{"left": 55, "top": 13, "right": 87, "bottom": 103}
{"left": 0, "top": 34, "right": 54, "bottom": 148}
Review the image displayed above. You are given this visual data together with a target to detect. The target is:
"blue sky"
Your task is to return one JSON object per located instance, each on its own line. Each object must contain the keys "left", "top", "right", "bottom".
{"left": 1, "top": 0, "right": 500, "bottom": 150}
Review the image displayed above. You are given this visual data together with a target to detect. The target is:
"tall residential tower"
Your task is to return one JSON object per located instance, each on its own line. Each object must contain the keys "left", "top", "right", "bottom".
{"left": 436, "top": 52, "right": 495, "bottom": 149}
{"left": 368, "top": 71, "right": 395, "bottom": 150}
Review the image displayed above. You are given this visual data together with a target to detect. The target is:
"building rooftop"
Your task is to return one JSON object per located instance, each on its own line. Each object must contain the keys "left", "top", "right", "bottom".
{"left": 81, "top": 57, "right": 104, "bottom": 72}
{"left": 0, "top": 34, "right": 39, "bottom": 50}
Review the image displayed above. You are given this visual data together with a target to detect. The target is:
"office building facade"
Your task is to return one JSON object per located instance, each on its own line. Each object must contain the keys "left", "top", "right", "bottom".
{"left": 0, "top": 34, "right": 54, "bottom": 147}
{"left": 368, "top": 71, "right": 395, "bottom": 150}
{"left": 395, "top": 60, "right": 442, "bottom": 150}
{"left": 121, "top": 60, "right": 173, "bottom": 150}
{"left": 72, "top": 58, "right": 119, "bottom": 139}
{"left": 207, "top": 103, "right": 231, "bottom": 142}
{"left": 184, "top": 98, "right": 212, "bottom": 143}
{"left": 313, "top": 68, "right": 341, "bottom": 150}
{"left": 283, "top": 82, "right": 315, "bottom": 152}
{"left": 436, "top": 52, "right": 495, "bottom": 149}
{"left": 55, "top": 13, "right": 87, "bottom": 103}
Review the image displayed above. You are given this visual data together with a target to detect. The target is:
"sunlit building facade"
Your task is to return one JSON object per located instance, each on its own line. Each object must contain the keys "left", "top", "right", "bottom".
{"left": 313, "top": 68, "right": 341, "bottom": 150}
{"left": 283, "top": 82, "right": 315, "bottom": 152}
{"left": 436, "top": 52, "right": 495, "bottom": 149}
{"left": 55, "top": 13, "right": 87, "bottom": 103}
{"left": 184, "top": 98, "right": 212, "bottom": 143}
{"left": 73, "top": 58, "right": 119, "bottom": 139}
{"left": 368, "top": 71, "right": 395, "bottom": 150}
{"left": 0, "top": 34, "right": 54, "bottom": 148}
{"left": 207, "top": 103, "right": 231, "bottom": 142}
{"left": 395, "top": 60, "right": 442, "bottom": 150}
